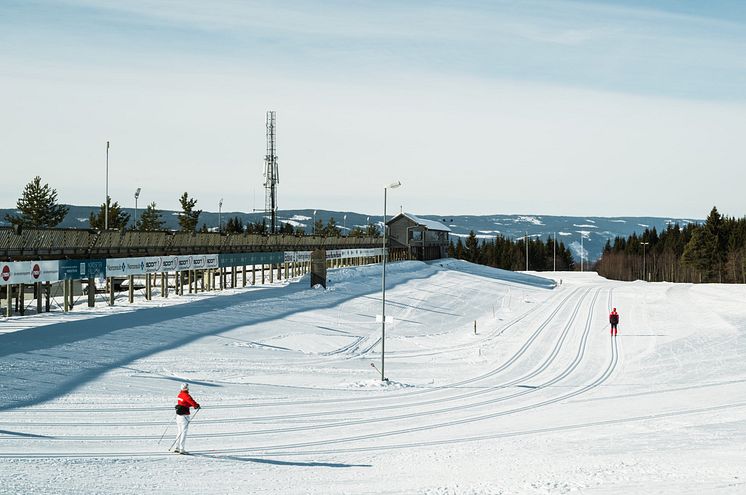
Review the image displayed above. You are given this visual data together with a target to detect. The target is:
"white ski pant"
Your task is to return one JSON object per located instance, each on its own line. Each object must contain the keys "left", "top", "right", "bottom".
{"left": 175, "top": 414, "right": 190, "bottom": 451}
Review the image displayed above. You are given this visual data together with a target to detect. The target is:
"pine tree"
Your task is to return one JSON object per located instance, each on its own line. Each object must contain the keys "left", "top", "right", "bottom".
{"left": 365, "top": 222, "right": 381, "bottom": 237}
{"left": 177, "top": 192, "right": 201, "bottom": 232}
{"left": 89, "top": 196, "right": 130, "bottom": 230}
{"left": 225, "top": 216, "right": 244, "bottom": 234}
{"left": 465, "top": 231, "right": 480, "bottom": 262}
{"left": 324, "top": 217, "right": 341, "bottom": 237}
{"left": 5, "top": 176, "right": 69, "bottom": 228}
{"left": 135, "top": 202, "right": 165, "bottom": 231}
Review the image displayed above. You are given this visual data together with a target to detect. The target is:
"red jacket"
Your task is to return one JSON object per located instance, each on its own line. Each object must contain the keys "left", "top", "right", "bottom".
{"left": 609, "top": 311, "right": 619, "bottom": 325}
{"left": 177, "top": 390, "right": 200, "bottom": 415}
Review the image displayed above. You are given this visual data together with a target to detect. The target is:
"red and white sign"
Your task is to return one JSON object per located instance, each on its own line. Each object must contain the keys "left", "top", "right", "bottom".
{"left": 0, "top": 261, "right": 59, "bottom": 285}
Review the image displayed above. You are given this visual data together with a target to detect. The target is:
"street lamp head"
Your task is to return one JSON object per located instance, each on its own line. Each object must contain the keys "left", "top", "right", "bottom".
{"left": 219, "top": 198, "right": 223, "bottom": 208}
{"left": 387, "top": 180, "right": 402, "bottom": 189}
{"left": 134, "top": 187, "right": 141, "bottom": 199}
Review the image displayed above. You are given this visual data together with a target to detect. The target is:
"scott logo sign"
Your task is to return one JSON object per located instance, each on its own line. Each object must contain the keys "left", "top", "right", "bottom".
{"left": 1, "top": 265, "right": 10, "bottom": 282}
{"left": 32, "top": 264, "right": 41, "bottom": 279}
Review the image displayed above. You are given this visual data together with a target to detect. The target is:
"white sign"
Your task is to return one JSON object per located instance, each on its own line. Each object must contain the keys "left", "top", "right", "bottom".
{"left": 0, "top": 260, "right": 60, "bottom": 285}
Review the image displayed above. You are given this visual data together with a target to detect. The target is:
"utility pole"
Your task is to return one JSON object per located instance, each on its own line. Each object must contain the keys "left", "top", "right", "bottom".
{"left": 105, "top": 141, "right": 109, "bottom": 230}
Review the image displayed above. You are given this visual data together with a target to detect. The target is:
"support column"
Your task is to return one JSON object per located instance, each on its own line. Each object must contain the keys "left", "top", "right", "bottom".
{"left": 261, "top": 264, "right": 265, "bottom": 284}
{"left": 252, "top": 265, "right": 256, "bottom": 285}
{"left": 146, "top": 273, "right": 152, "bottom": 300}
{"left": 5, "top": 285, "right": 11, "bottom": 317}
{"left": 19, "top": 283, "right": 25, "bottom": 316}
{"left": 88, "top": 278, "right": 95, "bottom": 307}
{"left": 109, "top": 277, "right": 115, "bottom": 305}
{"left": 232, "top": 267, "right": 237, "bottom": 288}
{"left": 269, "top": 264, "right": 274, "bottom": 283}
{"left": 45, "top": 281, "right": 50, "bottom": 312}
{"left": 161, "top": 272, "right": 167, "bottom": 298}
{"left": 188, "top": 271, "right": 193, "bottom": 294}
{"left": 64, "top": 280, "right": 70, "bottom": 312}
{"left": 36, "top": 282, "right": 42, "bottom": 313}
{"left": 128, "top": 275, "right": 134, "bottom": 303}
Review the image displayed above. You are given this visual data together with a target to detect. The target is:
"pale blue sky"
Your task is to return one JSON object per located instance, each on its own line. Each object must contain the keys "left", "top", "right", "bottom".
{"left": 2, "top": 1, "right": 745, "bottom": 217}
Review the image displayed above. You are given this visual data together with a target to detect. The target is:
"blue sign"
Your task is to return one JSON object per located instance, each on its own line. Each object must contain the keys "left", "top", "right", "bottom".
{"left": 218, "top": 252, "right": 284, "bottom": 268}
{"left": 58, "top": 259, "right": 106, "bottom": 280}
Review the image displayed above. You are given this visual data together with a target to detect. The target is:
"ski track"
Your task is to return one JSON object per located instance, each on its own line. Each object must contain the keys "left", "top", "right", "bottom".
{"left": 1, "top": 261, "right": 745, "bottom": 494}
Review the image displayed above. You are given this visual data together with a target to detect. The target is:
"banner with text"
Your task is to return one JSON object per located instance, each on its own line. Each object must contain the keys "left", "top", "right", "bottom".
{"left": 0, "top": 260, "right": 60, "bottom": 286}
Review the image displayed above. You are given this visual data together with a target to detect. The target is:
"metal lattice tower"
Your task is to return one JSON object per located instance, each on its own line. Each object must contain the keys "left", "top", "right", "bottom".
{"left": 263, "top": 111, "right": 279, "bottom": 234}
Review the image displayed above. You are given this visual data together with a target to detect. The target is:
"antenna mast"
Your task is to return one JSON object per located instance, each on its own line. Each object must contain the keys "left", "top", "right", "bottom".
{"left": 263, "top": 111, "right": 279, "bottom": 233}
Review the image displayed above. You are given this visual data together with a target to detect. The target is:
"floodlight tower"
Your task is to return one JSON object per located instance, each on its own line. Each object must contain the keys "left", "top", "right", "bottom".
{"left": 264, "top": 111, "right": 279, "bottom": 234}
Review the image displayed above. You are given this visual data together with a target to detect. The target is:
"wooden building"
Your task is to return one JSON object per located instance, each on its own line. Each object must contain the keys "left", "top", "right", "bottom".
{"left": 386, "top": 213, "right": 451, "bottom": 261}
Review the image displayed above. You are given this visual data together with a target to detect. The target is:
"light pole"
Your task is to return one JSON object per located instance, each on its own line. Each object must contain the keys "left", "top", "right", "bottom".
{"left": 641, "top": 241, "right": 649, "bottom": 281}
{"left": 343, "top": 214, "right": 347, "bottom": 235}
{"left": 134, "top": 187, "right": 141, "bottom": 229}
{"left": 218, "top": 198, "right": 223, "bottom": 233}
{"left": 580, "top": 233, "right": 584, "bottom": 272}
{"left": 313, "top": 210, "right": 317, "bottom": 235}
{"left": 381, "top": 180, "right": 402, "bottom": 382}
{"left": 525, "top": 231, "right": 529, "bottom": 271}
{"left": 105, "top": 141, "right": 110, "bottom": 230}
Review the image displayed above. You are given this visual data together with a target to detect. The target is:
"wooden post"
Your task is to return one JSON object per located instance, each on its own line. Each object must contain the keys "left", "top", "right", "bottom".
{"left": 63, "top": 280, "right": 70, "bottom": 312}
{"left": 19, "top": 284, "right": 25, "bottom": 316}
{"left": 242, "top": 265, "right": 247, "bottom": 287}
{"left": 161, "top": 272, "right": 167, "bottom": 298}
{"left": 88, "top": 278, "right": 95, "bottom": 307}
{"left": 128, "top": 275, "right": 134, "bottom": 303}
{"left": 261, "top": 264, "right": 265, "bottom": 284}
{"left": 109, "top": 277, "right": 115, "bottom": 306}
{"left": 5, "top": 284, "right": 12, "bottom": 317}
{"left": 36, "top": 282, "right": 42, "bottom": 313}
{"left": 146, "top": 273, "right": 152, "bottom": 300}
{"left": 69, "top": 279, "right": 75, "bottom": 310}
{"left": 45, "top": 281, "right": 50, "bottom": 312}
{"left": 252, "top": 265, "right": 256, "bottom": 285}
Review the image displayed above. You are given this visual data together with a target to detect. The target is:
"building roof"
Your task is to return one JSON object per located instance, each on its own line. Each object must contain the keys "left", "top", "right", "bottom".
{"left": 388, "top": 213, "right": 451, "bottom": 232}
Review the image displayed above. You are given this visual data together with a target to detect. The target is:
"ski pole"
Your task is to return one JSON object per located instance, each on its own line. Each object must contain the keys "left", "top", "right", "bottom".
{"left": 157, "top": 414, "right": 176, "bottom": 445}
{"left": 168, "top": 407, "right": 201, "bottom": 452}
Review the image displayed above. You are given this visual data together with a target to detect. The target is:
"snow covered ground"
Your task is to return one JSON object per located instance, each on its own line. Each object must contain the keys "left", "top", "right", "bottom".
{"left": 1, "top": 260, "right": 745, "bottom": 494}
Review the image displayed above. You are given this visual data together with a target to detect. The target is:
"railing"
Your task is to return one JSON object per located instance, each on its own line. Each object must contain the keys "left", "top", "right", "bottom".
{"left": 0, "top": 227, "right": 382, "bottom": 261}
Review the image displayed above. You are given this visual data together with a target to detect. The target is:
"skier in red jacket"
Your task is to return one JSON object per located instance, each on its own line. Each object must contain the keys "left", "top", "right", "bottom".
{"left": 173, "top": 383, "right": 200, "bottom": 454}
{"left": 609, "top": 308, "right": 620, "bottom": 336}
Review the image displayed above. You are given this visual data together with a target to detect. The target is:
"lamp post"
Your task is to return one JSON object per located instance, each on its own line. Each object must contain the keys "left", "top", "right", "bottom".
{"left": 313, "top": 210, "right": 317, "bottom": 235}
{"left": 343, "top": 214, "right": 347, "bottom": 235}
{"left": 525, "top": 231, "right": 529, "bottom": 271}
{"left": 105, "top": 141, "right": 110, "bottom": 230}
{"left": 580, "top": 233, "right": 584, "bottom": 272}
{"left": 134, "top": 187, "right": 141, "bottom": 229}
{"left": 218, "top": 198, "right": 223, "bottom": 233}
{"left": 381, "top": 180, "right": 402, "bottom": 381}
{"left": 641, "top": 241, "right": 649, "bottom": 281}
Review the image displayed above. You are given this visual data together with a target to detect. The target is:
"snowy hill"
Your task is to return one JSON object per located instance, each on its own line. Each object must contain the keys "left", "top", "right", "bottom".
{"left": 1, "top": 260, "right": 744, "bottom": 493}
{"left": 0, "top": 206, "right": 699, "bottom": 261}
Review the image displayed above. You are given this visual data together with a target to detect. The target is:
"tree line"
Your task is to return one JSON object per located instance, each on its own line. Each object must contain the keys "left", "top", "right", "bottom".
{"left": 4, "top": 176, "right": 381, "bottom": 236}
{"left": 448, "top": 231, "right": 575, "bottom": 272}
{"left": 594, "top": 206, "right": 746, "bottom": 283}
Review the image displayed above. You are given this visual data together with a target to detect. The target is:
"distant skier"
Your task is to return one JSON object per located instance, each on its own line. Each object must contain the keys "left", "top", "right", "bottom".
{"left": 173, "top": 383, "right": 200, "bottom": 454}
{"left": 609, "top": 308, "right": 620, "bottom": 336}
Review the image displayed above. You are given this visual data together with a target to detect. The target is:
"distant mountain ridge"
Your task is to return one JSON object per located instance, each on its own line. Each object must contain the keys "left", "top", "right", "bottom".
{"left": 0, "top": 205, "right": 699, "bottom": 262}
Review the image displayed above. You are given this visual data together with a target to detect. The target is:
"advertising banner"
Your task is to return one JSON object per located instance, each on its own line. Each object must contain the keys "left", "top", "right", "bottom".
{"left": 220, "top": 252, "right": 284, "bottom": 268}
{"left": 0, "top": 260, "right": 60, "bottom": 286}
{"left": 105, "top": 254, "right": 220, "bottom": 276}
{"left": 58, "top": 259, "right": 106, "bottom": 280}
{"left": 284, "top": 251, "right": 312, "bottom": 263}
